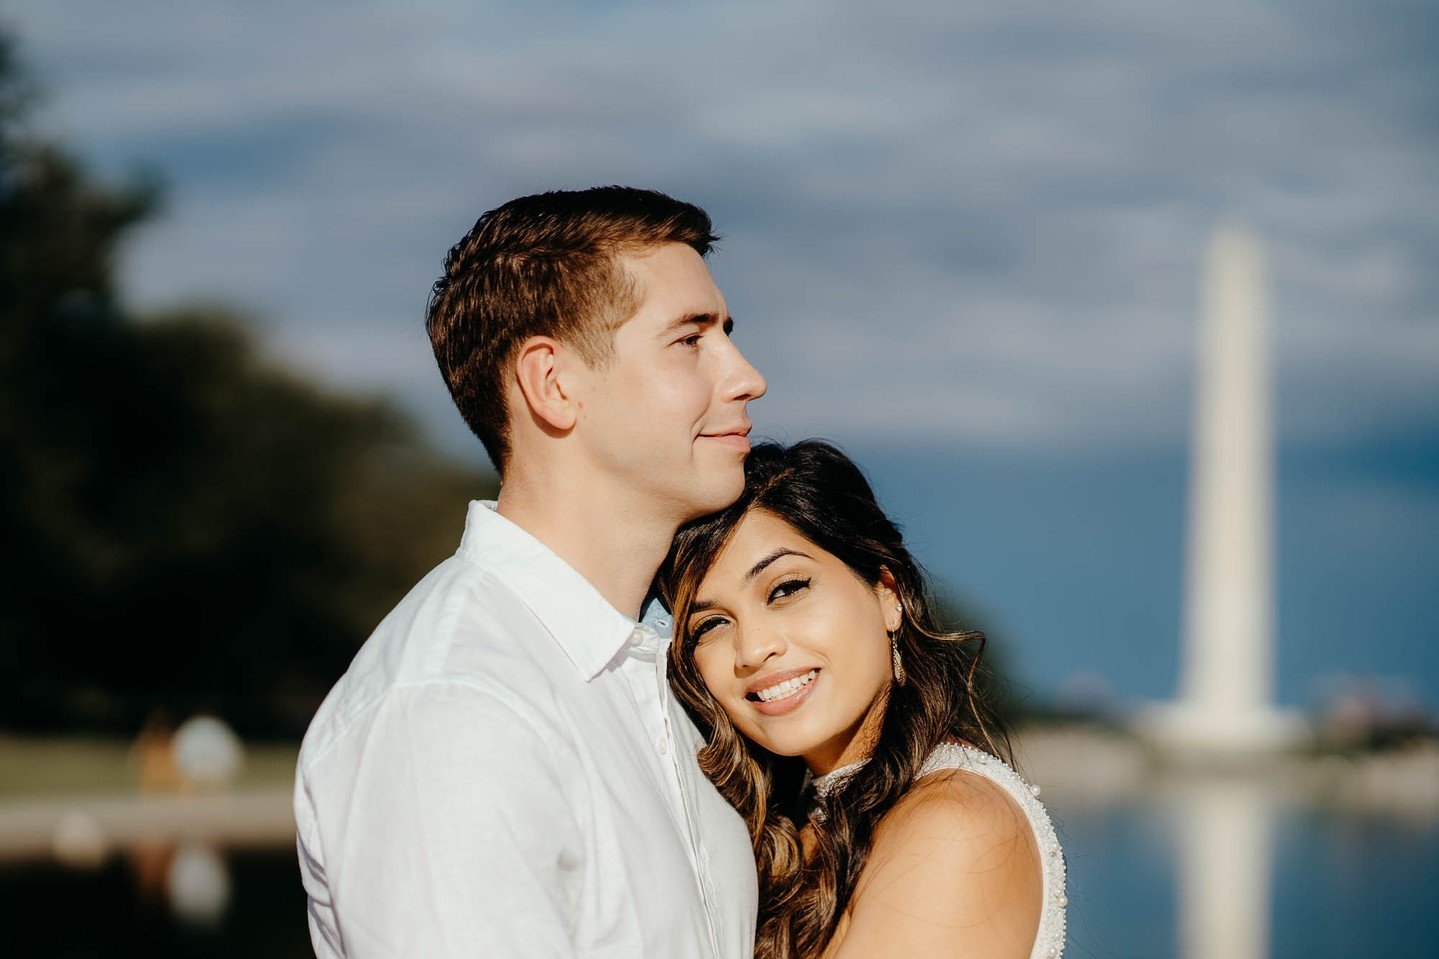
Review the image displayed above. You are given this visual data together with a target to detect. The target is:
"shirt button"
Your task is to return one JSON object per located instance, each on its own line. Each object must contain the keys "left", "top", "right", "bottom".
{"left": 627, "top": 628, "right": 646, "bottom": 647}
{"left": 656, "top": 736, "right": 669, "bottom": 755}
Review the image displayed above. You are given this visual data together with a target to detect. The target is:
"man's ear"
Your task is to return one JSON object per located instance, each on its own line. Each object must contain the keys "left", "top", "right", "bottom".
{"left": 514, "top": 336, "right": 578, "bottom": 432}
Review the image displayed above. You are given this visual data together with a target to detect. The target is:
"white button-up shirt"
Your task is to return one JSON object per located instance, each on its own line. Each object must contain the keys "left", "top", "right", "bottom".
{"left": 295, "top": 501, "right": 758, "bottom": 958}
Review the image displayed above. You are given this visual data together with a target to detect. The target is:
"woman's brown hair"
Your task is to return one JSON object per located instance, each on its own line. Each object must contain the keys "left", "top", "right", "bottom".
{"left": 659, "top": 440, "right": 1011, "bottom": 958}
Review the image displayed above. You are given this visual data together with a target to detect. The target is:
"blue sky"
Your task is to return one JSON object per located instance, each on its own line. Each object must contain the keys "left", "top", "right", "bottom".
{"left": 8, "top": 0, "right": 1437, "bottom": 710}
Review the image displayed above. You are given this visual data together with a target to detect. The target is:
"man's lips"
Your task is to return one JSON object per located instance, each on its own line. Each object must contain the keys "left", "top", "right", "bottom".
{"left": 700, "top": 425, "right": 751, "bottom": 453}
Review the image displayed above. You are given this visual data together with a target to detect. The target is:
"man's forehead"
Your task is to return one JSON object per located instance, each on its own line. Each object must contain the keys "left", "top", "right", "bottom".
{"left": 619, "top": 242, "right": 714, "bottom": 283}
{"left": 618, "top": 244, "right": 726, "bottom": 325}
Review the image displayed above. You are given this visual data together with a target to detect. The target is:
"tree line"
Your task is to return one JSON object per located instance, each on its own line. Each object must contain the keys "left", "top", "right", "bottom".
{"left": 0, "top": 29, "right": 496, "bottom": 738}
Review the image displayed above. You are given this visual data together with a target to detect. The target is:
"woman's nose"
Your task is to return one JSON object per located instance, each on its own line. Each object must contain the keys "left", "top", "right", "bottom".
{"left": 735, "top": 626, "right": 785, "bottom": 671}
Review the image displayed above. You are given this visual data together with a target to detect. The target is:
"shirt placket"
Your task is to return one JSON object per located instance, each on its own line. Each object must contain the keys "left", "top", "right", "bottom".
{"left": 625, "top": 623, "right": 722, "bottom": 959}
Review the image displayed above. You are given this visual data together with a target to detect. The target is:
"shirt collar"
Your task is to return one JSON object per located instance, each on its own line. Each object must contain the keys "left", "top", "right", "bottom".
{"left": 457, "top": 500, "right": 663, "bottom": 680}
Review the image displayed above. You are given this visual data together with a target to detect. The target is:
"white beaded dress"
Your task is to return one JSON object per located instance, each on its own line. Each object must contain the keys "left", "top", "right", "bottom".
{"left": 811, "top": 743, "right": 1067, "bottom": 959}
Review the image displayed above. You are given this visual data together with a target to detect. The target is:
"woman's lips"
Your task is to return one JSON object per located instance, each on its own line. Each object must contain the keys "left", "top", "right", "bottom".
{"left": 749, "top": 669, "right": 820, "bottom": 717}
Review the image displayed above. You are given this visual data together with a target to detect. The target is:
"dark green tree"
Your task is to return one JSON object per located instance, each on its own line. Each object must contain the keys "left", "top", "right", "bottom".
{"left": 0, "top": 29, "right": 495, "bottom": 736}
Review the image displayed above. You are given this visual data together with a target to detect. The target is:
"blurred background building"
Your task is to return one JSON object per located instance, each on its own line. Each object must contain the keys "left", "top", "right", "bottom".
{"left": 2, "top": 2, "right": 1436, "bottom": 956}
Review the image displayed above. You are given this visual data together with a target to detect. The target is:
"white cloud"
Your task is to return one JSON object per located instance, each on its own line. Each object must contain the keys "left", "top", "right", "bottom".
{"left": 8, "top": 0, "right": 1438, "bottom": 454}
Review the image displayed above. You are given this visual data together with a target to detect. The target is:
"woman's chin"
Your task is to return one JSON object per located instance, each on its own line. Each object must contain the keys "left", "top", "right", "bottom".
{"left": 745, "top": 726, "right": 830, "bottom": 762}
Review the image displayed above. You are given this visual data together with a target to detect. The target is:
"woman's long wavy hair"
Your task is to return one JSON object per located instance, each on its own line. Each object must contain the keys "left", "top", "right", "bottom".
{"left": 658, "top": 440, "right": 1011, "bottom": 959}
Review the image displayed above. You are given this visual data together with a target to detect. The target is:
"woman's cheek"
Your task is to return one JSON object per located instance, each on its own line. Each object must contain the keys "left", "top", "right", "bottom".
{"left": 695, "top": 652, "right": 727, "bottom": 703}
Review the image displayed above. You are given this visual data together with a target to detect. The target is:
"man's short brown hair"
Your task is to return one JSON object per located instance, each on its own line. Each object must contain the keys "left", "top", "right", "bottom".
{"left": 425, "top": 186, "right": 718, "bottom": 474}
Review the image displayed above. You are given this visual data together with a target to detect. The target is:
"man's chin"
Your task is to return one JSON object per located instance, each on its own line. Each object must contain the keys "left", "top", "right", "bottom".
{"left": 679, "top": 472, "right": 746, "bottom": 521}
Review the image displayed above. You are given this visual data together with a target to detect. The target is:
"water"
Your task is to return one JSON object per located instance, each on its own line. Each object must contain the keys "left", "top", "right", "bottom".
{"left": 4, "top": 801, "right": 1436, "bottom": 957}
{"left": 3, "top": 849, "right": 312, "bottom": 958}
{"left": 1057, "top": 796, "right": 1439, "bottom": 958}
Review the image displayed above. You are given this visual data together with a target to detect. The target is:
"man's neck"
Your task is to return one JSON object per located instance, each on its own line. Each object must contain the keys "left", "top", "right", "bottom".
{"left": 496, "top": 468, "right": 676, "bottom": 621}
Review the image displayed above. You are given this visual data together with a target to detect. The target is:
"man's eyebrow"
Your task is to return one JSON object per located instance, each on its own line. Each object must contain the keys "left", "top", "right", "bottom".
{"left": 662, "top": 311, "right": 735, "bottom": 335}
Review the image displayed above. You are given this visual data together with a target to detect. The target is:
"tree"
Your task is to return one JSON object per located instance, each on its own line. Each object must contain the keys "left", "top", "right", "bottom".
{"left": 0, "top": 29, "right": 496, "bottom": 736}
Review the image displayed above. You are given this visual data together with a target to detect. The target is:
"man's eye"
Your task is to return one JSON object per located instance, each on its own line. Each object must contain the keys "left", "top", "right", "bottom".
{"left": 768, "top": 577, "right": 810, "bottom": 603}
{"left": 680, "top": 333, "right": 703, "bottom": 348}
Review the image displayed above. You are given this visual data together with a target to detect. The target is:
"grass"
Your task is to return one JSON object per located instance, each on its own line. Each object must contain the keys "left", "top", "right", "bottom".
{"left": 0, "top": 734, "right": 299, "bottom": 800}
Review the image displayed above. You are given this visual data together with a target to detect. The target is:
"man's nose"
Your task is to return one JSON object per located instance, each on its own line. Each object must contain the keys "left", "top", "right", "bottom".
{"left": 722, "top": 340, "right": 767, "bottom": 403}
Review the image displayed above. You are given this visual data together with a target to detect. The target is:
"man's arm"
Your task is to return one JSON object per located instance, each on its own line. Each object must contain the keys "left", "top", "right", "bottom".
{"left": 309, "top": 680, "right": 583, "bottom": 958}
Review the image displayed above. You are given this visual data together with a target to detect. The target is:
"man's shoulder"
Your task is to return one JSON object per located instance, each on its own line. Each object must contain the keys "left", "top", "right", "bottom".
{"left": 297, "top": 553, "right": 570, "bottom": 770}
{"left": 300, "top": 675, "right": 549, "bottom": 769}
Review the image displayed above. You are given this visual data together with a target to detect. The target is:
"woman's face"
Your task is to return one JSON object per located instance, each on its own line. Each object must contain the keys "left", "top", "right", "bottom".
{"left": 684, "top": 508, "right": 901, "bottom": 774}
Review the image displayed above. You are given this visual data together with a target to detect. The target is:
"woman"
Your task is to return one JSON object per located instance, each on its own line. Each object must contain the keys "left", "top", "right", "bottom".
{"left": 660, "top": 441, "right": 1066, "bottom": 959}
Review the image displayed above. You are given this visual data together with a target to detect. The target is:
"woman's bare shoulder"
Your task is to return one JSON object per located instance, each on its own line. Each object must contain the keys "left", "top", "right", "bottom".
{"left": 828, "top": 767, "right": 1042, "bottom": 959}
{"left": 894, "top": 764, "right": 1033, "bottom": 831}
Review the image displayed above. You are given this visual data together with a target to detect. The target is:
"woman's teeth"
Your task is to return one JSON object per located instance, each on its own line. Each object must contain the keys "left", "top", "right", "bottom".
{"left": 755, "top": 669, "right": 818, "bottom": 703}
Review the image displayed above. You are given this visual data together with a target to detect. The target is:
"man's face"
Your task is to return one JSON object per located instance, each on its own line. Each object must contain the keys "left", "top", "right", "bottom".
{"left": 570, "top": 243, "right": 766, "bottom": 522}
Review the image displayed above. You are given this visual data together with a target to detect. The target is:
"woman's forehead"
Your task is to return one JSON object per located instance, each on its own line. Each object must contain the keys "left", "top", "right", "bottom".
{"left": 705, "top": 511, "right": 824, "bottom": 582}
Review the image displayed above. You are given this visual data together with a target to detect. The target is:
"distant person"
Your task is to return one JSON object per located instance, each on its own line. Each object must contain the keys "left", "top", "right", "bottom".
{"left": 659, "top": 441, "right": 1067, "bottom": 959}
{"left": 295, "top": 187, "right": 766, "bottom": 957}
{"left": 131, "top": 709, "right": 182, "bottom": 794}
{"left": 129, "top": 710, "right": 181, "bottom": 899}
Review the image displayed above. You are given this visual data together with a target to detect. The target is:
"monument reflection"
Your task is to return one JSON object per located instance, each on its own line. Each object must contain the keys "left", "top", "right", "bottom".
{"left": 1176, "top": 775, "right": 1274, "bottom": 959}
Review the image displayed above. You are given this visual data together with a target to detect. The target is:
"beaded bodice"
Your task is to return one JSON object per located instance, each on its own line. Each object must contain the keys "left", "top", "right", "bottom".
{"left": 811, "top": 743, "right": 1067, "bottom": 959}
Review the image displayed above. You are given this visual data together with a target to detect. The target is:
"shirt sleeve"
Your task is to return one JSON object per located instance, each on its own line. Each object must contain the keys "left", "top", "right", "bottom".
{"left": 313, "top": 680, "right": 584, "bottom": 958}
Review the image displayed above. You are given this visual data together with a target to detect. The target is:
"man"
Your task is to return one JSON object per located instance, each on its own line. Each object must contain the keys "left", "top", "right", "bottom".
{"left": 294, "top": 187, "right": 766, "bottom": 957}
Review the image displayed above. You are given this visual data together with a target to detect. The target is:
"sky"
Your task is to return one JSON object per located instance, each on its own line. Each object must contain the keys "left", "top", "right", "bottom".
{"left": 7, "top": 0, "right": 1437, "bottom": 710}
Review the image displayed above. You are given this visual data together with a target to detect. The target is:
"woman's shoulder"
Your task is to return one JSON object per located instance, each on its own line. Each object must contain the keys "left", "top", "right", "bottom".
{"left": 913, "top": 743, "right": 1062, "bottom": 848}
{"left": 828, "top": 752, "right": 1044, "bottom": 958}
{"left": 876, "top": 755, "right": 1040, "bottom": 867}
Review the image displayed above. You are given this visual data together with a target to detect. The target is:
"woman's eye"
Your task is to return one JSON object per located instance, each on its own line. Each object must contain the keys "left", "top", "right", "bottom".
{"left": 768, "top": 577, "right": 811, "bottom": 603}
{"left": 688, "top": 617, "right": 726, "bottom": 643}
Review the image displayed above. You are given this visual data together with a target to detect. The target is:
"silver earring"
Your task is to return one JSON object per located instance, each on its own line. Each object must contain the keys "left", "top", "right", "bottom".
{"left": 890, "top": 604, "right": 906, "bottom": 685}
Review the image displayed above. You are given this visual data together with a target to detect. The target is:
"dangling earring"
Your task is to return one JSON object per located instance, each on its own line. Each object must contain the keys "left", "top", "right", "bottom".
{"left": 890, "top": 603, "right": 906, "bottom": 686}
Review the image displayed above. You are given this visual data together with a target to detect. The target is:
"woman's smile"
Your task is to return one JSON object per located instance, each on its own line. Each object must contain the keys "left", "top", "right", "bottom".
{"left": 747, "top": 667, "right": 821, "bottom": 715}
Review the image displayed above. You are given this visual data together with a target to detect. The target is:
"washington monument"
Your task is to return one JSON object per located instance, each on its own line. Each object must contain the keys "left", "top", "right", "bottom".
{"left": 1146, "top": 224, "right": 1305, "bottom": 755}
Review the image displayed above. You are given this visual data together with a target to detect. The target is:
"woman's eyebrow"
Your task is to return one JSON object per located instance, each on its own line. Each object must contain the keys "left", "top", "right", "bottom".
{"left": 688, "top": 549, "right": 811, "bottom": 614}
{"left": 745, "top": 548, "right": 811, "bottom": 582}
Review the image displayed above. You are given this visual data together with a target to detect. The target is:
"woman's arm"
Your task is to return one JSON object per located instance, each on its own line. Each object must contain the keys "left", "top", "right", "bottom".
{"left": 826, "top": 769, "right": 1042, "bottom": 959}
